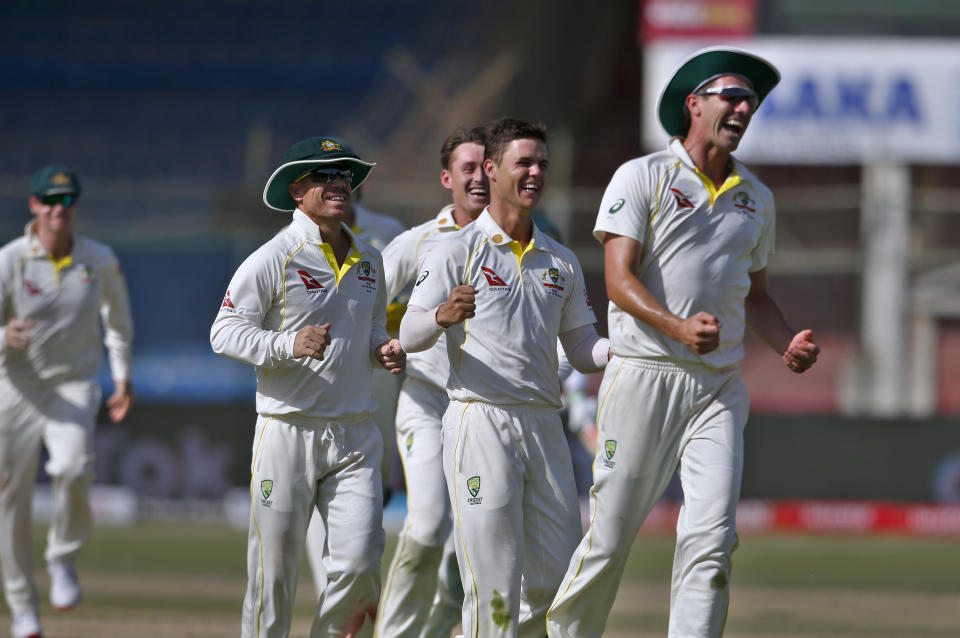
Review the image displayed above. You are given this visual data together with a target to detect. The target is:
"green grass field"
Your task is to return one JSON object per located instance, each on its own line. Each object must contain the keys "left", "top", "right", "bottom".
{"left": 5, "top": 523, "right": 959, "bottom": 637}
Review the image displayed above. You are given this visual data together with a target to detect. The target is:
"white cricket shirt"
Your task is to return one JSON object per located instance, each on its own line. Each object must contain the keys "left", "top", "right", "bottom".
{"left": 210, "top": 210, "right": 390, "bottom": 421}
{"left": 0, "top": 223, "right": 133, "bottom": 383}
{"left": 382, "top": 205, "right": 461, "bottom": 389}
{"left": 594, "top": 138, "right": 776, "bottom": 369}
{"left": 408, "top": 209, "right": 596, "bottom": 409}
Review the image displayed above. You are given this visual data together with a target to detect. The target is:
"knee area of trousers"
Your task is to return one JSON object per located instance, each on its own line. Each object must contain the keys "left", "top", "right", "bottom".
{"left": 395, "top": 536, "right": 444, "bottom": 570}
{"left": 410, "top": 515, "right": 452, "bottom": 547}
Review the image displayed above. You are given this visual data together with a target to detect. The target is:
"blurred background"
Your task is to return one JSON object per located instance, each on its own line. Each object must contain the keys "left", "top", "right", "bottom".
{"left": 2, "top": 0, "right": 959, "bottom": 532}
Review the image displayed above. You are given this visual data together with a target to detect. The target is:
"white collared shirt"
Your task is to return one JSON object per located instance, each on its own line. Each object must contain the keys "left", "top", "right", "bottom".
{"left": 594, "top": 138, "right": 776, "bottom": 368}
{"left": 408, "top": 209, "right": 595, "bottom": 408}
{"left": 211, "top": 209, "right": 390, "bottom": 420}
{"left": 0, "top": 223, "right": 134, "bottom": 384}
{"left": 382, "top": 204, "right": 461, "bottom": 388}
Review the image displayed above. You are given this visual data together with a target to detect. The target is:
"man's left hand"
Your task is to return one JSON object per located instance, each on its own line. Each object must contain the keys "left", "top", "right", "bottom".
{"left": 107, "top": 380, "right": 135, "bottom": 422}
{"left": 376, "top": 339, "right": 406, "bottom": 374}
{"left": 782, "top": 329, "right": 819, "bottom": 374}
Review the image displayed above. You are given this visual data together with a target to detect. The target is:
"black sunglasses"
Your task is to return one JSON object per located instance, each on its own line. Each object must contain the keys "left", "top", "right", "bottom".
{"left": 39, "top": 193, "right": 77, "bottom": 207}
{"left": 294, "top": 167, "right": 354, "bottom": 185}
{"left": 695, "top": 86, "right": 759, "bottom": 112}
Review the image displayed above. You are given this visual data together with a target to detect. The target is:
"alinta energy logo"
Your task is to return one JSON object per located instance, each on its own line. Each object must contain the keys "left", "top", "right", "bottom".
{"left": 480, "top": 266, "right": 509, "bottom": 291}
{"left": 603, "top": 439, "right": 617, "bottom": 469}
{"left": 670, "top": 188, "right": 695, "bottom": 209}
{"left": 466, "top": 475, "right": 482, "bottom": 505}
{"left": 260, "top": 479, "right": 274, "bottom": 507}
{"left": 298, "top": 270, "right": 326, "bottom": 294}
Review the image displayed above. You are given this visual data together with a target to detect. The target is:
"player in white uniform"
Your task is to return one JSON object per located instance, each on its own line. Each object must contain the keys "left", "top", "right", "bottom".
{"left": 545, "top": 47, "right": 820, "bottom": 638}
{"left": 374, "top": 126, "right": 488, "bottom": 638}
{"left": 210, "top": 136, "right": 405, "bottom": 638}
{"left": 303, "top": 186, "right": 407, "bottom": 602}
{"left": 400, "top": 118, "right": 609, "bottom": 638}
{"left": 0, "top": 166, "right": 134, "bottom": 638}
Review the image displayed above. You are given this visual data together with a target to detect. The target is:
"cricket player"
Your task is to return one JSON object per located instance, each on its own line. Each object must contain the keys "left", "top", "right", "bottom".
{"left": 210, "top": 136, "right": 405, "bottom": 638}
{"left": 0, "top": 166, "right": 134, "bottom": 638}
{"left": 546, "top": 47, "right": 820, "bottom": 638}
{"left": 374, "top": 126, "right": 489, "bottom": 638}
{"left": 400, "top": 118, "right": 609, "bottom": 638}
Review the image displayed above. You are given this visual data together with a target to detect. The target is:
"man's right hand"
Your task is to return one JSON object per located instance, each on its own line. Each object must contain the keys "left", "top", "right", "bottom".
{"left": 4, "top": 318, "right": 34, "bottom": 351}
{"left": 293, "top": 323, "right": 332, "bottom": 360}
{"left": 677, "top": 312, "right": 721, "bottom": 355}
{"left": 436, "top": 285, "right": 476, "bottom": 328}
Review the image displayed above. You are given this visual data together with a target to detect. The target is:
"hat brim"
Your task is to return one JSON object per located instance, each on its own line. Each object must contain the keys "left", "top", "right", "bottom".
{"left": 262, "top": 158, "right": 375, "bottom": 212}
{"left": 657, "top": 47, "right": 780, "bottom": 138}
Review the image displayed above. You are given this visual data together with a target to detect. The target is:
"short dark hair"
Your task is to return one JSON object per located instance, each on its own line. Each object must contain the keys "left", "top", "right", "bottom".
{"left": 440, "top": 126, "right": 486, "bottom": 170}
{"left": 483, "top": 117, "right": 548, "bottom": 164}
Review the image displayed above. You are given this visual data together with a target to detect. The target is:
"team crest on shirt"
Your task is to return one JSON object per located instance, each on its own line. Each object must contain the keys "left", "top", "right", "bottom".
{"left": 480, "top": 266, "right": 510, "bottom": 292}
{"left": 603, "top": 440, "right": 617, "bottom": 468}
{"left": 540, "top": 267, "right": 566, "bottom": 298}
{"left": 466, "top": 476, "right": 482, "bottom": 504}
{"left": 405, "top": 433, "right": 414, "bottom": 454}
{"left": 356, "top": 260, "right": 378, "bottom": 293}
{"left": 79, "top": 264, "right": 96, "bottom": 285}
{"left": 733, "top": 191, "right": 758, "bottom": 216}
{"left": 23, "top": 279, "right": 42, "bottom": 296}
{"left": 260, "top": 479, "right": 274, "bottom": 507}
{"left": 608, "top": 198, "right": 625, "bottom": 214}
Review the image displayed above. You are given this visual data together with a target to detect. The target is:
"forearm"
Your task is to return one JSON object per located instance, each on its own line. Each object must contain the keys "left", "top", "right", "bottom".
{"left": 609, "top": 275, "right": 684, "bottom": 341}
{"left": 559, "top": 325, "right": 609, "bottom": 373}
{"left": 399, "top": 304, "right": 444, "bottom": 353}
{"left": 745, "top": 293, "right": 794, "bottom": 354}
{"left": 210, "top": 315, "right": 296, "bottom": 367}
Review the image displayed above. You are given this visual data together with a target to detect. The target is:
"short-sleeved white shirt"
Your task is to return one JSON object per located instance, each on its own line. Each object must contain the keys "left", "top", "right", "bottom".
{"left": 409, "top": 209, "right": 596, "bottom": 408}
{"left": 594, "top": 138, "right": 776, "bottom": 369}
{"left": 211, "top": 210, "right": 389, "bottom": 421}
{"left": 382, "top": 204, "right": 461, "bottom": 389}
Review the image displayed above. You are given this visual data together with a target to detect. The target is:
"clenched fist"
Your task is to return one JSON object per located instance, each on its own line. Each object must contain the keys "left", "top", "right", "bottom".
{"left": 4, "top": 317, "right": 34, "bottom": 351}
{"left": 294, "top": 323, "right": 332, "bottom": 360}
{"left": 782, "top": 329, "right": 819, "bottom": 373}
{"left": 436, "top": 285, "right": 476, "bottom": 328}
{"left": 678, "top": 312, "right": 721, "bottom": 355}
{"left": 376, "top": 339, "right": 406, "bottom": 374}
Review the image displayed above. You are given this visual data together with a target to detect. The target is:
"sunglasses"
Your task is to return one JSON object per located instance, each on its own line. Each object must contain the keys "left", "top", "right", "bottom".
{"left": 294, "top": 167, "right": 354, "bottom": 185}
{"left": 39, "top": 193, "right": 77, "bottom": 207}
{"left": 695, "top": 86, "right": 759, "bottom": 112}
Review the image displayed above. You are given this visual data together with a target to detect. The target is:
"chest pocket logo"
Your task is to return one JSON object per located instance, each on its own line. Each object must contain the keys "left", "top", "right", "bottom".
{"left": 480, "top": 266, "right": 509, "bottom": 289}
{"left": 540, "top": 267, "right": 566, "bottom": 298}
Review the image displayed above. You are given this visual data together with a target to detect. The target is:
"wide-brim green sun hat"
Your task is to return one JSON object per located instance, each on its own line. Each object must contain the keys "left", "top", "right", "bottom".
{"left": 263, "top": 136, "right": 375, "bottom": 212}
{"left": 657, "top": 46, "right": 780, "bottom": 138}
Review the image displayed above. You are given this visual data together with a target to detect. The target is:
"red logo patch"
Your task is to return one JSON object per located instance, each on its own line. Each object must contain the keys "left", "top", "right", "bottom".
{"left": 298, "top": 270, "right": 324, "bottom": 290}
{"left": 23, "top": 279, "right": 42, "bottom": 295}
{"left": 221, "top": 290, "right": 235, "bottom": 308}
{"left": 670, "top": 188, "right": 695, "bottom": 209}
{"left": 480, "top": 266, "right": 508, "bottom": 287}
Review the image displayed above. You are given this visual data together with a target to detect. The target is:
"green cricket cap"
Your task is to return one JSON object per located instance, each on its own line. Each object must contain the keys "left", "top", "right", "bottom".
{"left": 657, "top": 46, "right": 780, "bottom": 137}
{"left": 30, "top": 165, "right": 81, "bottom": 199}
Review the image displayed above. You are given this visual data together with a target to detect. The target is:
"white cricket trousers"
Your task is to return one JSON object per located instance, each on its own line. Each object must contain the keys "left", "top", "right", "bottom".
{"left": 547, "top": 357, "right": 749, "bottom": 638}
{"left": 242, "top": 414, "right": 385, "bottom": 638}
{"left": 444, "top": 399, "right": 582, "bottom": 638}
{"left": 0, "top": 377, "right": 99, "bottom": 615}
{"left": 375, "top": 377, "right": 462, "bottom": 638}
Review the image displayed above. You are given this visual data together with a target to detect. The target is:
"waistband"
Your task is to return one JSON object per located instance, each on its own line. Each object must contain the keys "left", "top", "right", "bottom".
{"left": 262, "top": 411, "right": 372, "bottom": 429}
{"left": 614, "top": 355, "right": 740, "bottom": 376}
{"left": 447, "top": 397, "right": 558, "bottom": 415}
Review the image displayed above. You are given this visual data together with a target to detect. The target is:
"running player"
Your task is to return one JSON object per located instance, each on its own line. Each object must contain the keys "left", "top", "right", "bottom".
{"left": 400, "top": 118, "right": 609, "bottom": 637}
{"left": 210, "top": 136, "right": 405, "bottom": 638}
{"left": 546, "top": 47, "right": 819, "bottom": 638}
{"left": 374, "top": 125, "right": 488, "bottom": 638}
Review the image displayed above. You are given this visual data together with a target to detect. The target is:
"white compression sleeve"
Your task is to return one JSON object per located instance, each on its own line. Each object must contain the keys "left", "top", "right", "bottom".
{"left": 559, "top": 324, "right": 610, "bottom": 373}
{"left": 399, "top": 304, "right": 445, "bottom": 353}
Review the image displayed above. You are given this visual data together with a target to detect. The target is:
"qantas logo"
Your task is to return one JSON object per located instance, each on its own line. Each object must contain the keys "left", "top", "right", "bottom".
{"left": 480, "top": 266, "right": 508, "bottom": 288}
{"left": 23, "top": 279, "right": 42, "bottom": 295}
{"left": 221, "top": 290, "right": 235, "bottom": 308}
{"left": 298, "top": 270, "right": 324, "bottom": 291}
{"left": 670, "top": 188, "right": 695, "bottom": 209}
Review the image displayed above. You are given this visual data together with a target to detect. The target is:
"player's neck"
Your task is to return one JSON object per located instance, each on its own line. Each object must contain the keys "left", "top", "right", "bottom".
{"left": 488, "top": 202, "right": 533, "bottom": 248}
{"left": 684, "top": 141, "right": 732, "bottom": 189}
{"left": 318, "top": 223, "right": 351, "bottom": 264}
{"left": 32, "top": 223, "right": 73, "bottom": 260}
{"left": 451, "top": 205, "right": 479, "bottom": 228}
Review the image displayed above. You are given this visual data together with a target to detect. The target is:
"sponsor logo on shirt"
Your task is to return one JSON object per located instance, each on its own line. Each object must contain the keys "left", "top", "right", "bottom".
{"left": 80, "top": 264, "right": 96, "bottom": 285}
{"left": 466, "top": 475, "right": 482, "bottom": 505}
{"left": 609, "top": 198, "right": 625, "bottom": 214}
{"left": 298, "top": 270, "right": 327, "bottom": 294}
{"left": 481, "top": 266, "right": 509, "bottom": 290}
{"left": 357, "top": 260, "right": 378, "bottom": 293}
{"left": 260, "top": 479, "right": 274, "bottom": 507}
{"left": 670, "top": 188, "right": 695, "bottom": 209}
{"left": 221, "top": 290, "right": 235, "bottom": 309}
{"left": 23, "top": 279, "right": 42, "bottom": 295}
{"left": 405, "top": 433, "right": 414, "bottom": 454}
{"left": 733, "top": 191, "right": 757, "bottom": 214}
{"left": 415, "top": 270, "right": 429, "bottom": 286}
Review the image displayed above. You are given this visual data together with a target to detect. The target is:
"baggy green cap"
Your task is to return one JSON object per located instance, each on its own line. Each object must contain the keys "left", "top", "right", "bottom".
{"left": 262, "top": 137, "right": 375, "bottom": 212}
{"left": 30, "top": 165, "right": 81, "bottom": 199}
{"left": 657, "top": 46, "right": 780, "bottom": 137}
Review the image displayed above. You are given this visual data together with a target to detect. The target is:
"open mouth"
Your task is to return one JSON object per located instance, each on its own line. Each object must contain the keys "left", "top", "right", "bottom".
{"left": 468, "top": 186, "right": 489, "bottom": 200}
{"left": 721, "top": 118, "right": 745, "bottom": 136}
{"left": 520, "top": 183, "right": 540, "bottom": 194}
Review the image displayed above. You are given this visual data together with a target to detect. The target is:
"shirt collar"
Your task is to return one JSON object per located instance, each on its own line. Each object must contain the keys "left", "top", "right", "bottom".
{"left": 668, "top": 138, "right": 747, "bottom": 182}
{"left": 475, "top": 208, "right": 545, "bottom": 249}
{"left": 434, "top": 204, "right": 457, "bottom": 229}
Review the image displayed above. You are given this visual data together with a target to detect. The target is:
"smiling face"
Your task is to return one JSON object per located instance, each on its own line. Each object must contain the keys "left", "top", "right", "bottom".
{"left": 484, "top": 138, "right": 549, "bottom": 214}
{"left": 29, "top": 194, "right": 76, "bottom": 236}
{"left": 441, "top": 141, "right": 488, "bottom": 221}
{"left": 687, "top": 74, "right": 755, "bottom": 152}
{"left": 288, "top": 165, "right": 352, "bottom": 228}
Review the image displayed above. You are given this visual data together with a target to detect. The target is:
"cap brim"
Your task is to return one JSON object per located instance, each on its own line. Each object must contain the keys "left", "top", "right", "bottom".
{"left": 657, "top": 47, "right": 780, "bottom": 138}
{"left": 262, "top": 158, "right": 375, "bottom": 212}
